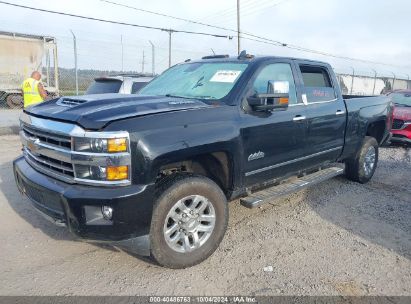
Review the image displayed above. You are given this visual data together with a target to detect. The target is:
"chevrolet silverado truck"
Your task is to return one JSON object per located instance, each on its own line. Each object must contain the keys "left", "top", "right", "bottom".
{"left": 13, "top": 52, "right": 393, "bottom": 268}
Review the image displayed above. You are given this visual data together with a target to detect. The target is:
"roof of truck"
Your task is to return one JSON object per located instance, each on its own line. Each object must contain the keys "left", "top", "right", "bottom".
{"left": 188, "top": 52, "right": 330, "bottom": 66}
{"left": 94, "top": 76, "right": 153, "bottom": 82}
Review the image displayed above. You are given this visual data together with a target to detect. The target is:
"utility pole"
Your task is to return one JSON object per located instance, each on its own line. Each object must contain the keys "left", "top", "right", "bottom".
{"left": 141, "top": 50, "right": 146, "bottom": 74}
{"left": 70, "top": 30, "right": 78, "bottom": 95}
{"left": 163, "top": 29, "right": 226, "bottom": 68}
{"left": 168, "top": 30, "right": 173, "bottom": 67}
{"left": 149, "top": 40, "right": 155, "bottom": 76}
{"left": 237, "top": 0, "right": 241, "bottom": 55}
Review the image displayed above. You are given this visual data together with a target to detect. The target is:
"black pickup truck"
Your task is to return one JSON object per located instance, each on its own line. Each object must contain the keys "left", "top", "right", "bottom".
{"left": 13, "top": 52, "right": 393, "bottom": 268}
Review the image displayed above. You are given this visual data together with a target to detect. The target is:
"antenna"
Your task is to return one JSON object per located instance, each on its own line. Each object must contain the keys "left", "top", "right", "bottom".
{"left": 238, "top": 50, "right": 247, "bottom": 59}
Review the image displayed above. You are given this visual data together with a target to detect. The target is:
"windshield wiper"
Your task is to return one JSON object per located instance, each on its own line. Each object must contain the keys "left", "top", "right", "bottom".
{"left": 165, "top": 94, "right": 217, "bottom": 100}
{"left": 192, "top": 76, "right": 205, "bottom": 89}
{"left": 165, "top": 94, "right": 192, "bottom": 99}
{"left": 192, "top": 95, "right": 217, "bottom": 99}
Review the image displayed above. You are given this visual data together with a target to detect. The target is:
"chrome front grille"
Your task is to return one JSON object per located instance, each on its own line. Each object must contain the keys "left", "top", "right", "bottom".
{"left": 22, "top": 124, "right": 72, "bottom": 149}
{"left": 24, "top": 148, "right": 75, "bottom": 177}
{"left": 19, "top": 113, "right": 131, "bottom": 186}
{"left": 21, "top": 122, "right": 75, "bottom": 181}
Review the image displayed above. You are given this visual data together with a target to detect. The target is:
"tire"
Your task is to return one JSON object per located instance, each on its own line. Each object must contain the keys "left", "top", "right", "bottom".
{"left": 345, "top": 136, "right": 379, "bottom": 184}
{"left": 6, "top": 94, "right": 23, "bottom": 109}
{"left": 150, "top": 174, "right": 228, "bottom": 268}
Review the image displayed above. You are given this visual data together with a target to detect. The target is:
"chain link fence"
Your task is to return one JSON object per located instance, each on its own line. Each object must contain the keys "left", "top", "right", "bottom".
{"left": 1, "top": 32, "right": 410, "bottom": 110}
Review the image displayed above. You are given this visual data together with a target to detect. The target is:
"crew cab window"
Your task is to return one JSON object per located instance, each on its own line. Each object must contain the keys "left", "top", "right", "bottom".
{"left": 300, "top": 65, "right": 336, "bottom": 103}
{"left": 252, "top": 63, "right": 298, "bottom": 104}
{"left": 131, "top": 82, "right": 147, "bottom": 94}
{"left": 86, "top": 79, "right": 122, "bottom": 94}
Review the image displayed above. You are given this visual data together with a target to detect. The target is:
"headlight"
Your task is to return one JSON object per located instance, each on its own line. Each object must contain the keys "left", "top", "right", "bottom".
{"left": 74, "top": 137, "right": 128, "bottom": 153}
{"left": 74, "top": 164, "right": 129, "bottom": 181}
{"left": 107, "top": 138, "right": 127, "bottom": 152}
{"left": 72, "top": 132, "right": 131, "bottom": 185}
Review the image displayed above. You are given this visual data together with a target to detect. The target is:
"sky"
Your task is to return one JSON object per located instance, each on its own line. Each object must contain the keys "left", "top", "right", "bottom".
{"left": 1, "top": 0, "right": 410, "bottom": 78}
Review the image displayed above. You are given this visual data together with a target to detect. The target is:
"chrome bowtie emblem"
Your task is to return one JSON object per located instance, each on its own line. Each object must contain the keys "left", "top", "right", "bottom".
{"left": 27, "top": 138, "right": 40, "bottom": 152}
{"left": 248, "top": 151, "right": 265, "bottom": 161}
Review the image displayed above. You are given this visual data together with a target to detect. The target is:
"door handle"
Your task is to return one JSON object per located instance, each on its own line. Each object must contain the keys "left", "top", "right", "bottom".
{"left": 336, "top": 110, "right": 345, "bottom": 116}
{"left": 293, "top": 115, "right": 306, "bottom": 122}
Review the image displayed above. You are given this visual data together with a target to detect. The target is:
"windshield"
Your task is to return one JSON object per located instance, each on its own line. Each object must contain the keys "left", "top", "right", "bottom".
{"left": 391, "top": 92, "right": 411, "bottom": 107}
{"left": 139, "top": 62, "right": 248, "bottom": 100}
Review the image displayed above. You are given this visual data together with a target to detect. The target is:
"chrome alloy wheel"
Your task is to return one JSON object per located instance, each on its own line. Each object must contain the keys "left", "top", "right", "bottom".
{"left": 364, "top": 146, "right": 376, "bottom": 176}
{"left": 163, "top": 195, "right": 216, "bottom": 253}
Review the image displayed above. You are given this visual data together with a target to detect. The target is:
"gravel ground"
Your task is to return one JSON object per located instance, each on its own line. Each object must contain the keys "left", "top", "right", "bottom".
{"left": 0, "top": 135, "right": 410, "bottom": 296}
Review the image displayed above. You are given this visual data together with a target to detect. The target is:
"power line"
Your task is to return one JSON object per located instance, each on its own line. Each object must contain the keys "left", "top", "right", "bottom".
{"left": 2, "top": 0, "right": 408, "bottom": 69}
{"left": 100, "top": 0, "right": 410, "bottom": 69}
{"left": 240, "top": 35, "right": 410, "bottom": 68}
{"left": 0, "top": 0, "right": 233, "bottom": 67}
{"left": 0, "top": 1, "right": 229, "bottom": 39}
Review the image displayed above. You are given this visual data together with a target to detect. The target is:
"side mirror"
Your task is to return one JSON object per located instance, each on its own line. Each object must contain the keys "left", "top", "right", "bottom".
{"left": 247, "top": 80, "right": 290, "bottom": 112}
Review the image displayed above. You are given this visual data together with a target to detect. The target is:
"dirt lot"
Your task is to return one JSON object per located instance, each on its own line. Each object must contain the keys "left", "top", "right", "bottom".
{"left": 0, "top": 135, "right": 410, "bottom": 296}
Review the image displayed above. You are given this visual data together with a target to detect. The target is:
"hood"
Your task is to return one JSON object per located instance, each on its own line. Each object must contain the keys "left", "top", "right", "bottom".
{"left": 393, "top": 106, "right": 411, "bottom": 121}
{"left": 25, "top": 94, "right": 213, "bottom": 130}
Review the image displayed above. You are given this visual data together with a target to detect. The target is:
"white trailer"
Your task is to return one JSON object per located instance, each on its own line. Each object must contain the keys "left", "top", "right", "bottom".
{"left": 0, "top": 31, "right": 59, "bottom": 108}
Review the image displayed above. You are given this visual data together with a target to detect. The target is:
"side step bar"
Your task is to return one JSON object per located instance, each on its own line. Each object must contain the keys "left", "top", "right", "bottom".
{"left": 240, "top": 166, "right": 344, "bottom": 209}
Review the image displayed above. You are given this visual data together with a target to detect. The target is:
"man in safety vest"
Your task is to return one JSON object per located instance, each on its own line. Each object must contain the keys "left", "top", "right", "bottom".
{"left": 21, "top": 71, "right": 48, "bottom": 108}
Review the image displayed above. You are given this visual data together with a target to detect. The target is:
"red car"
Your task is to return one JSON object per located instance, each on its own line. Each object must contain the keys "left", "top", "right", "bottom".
{"left": 389, "top": 90, "right": 411, "bottom": 144}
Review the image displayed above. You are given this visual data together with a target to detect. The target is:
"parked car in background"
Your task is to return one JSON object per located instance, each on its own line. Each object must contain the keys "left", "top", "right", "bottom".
{"left": 389, "top": 90, "right": 411, "bottom": 144}
{"left": 86, "top": 75, "right": 153, "bottom": 95}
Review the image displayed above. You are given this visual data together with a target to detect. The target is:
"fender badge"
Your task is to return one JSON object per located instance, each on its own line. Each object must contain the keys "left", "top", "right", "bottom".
{"left": 248, "top": 151, "right": 265, "bottom": 161}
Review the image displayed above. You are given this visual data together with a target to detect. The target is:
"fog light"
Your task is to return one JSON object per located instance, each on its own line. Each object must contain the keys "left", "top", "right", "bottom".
{"left": 101, "top": 206, "right": 113, "bottom": 220}
{"left": 107, "top": 166, "right": 129, "bottom": 180}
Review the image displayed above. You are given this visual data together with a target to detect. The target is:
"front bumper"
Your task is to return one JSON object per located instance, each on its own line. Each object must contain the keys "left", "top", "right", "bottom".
{"left": 13, "top": 156, "right": 154, "bottom": 256}
{"left": 391, "top": 128, "right": 411, "bottom": 144}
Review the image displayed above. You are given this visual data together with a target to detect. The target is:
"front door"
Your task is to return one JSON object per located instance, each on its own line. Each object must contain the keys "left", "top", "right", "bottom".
{"left": 240, "top": 61, "right": 308, "bottom": 186}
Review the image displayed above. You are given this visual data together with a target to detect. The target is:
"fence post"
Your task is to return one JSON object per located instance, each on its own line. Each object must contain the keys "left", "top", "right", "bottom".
{"left": 350, "top": 67, "right": 355, "bottom": 95}
{"left": 406, "top": 74, "right": 410, "bottom": 89}
{"left": 371, "top": 69, "right": 377, "bottom": 95}
{"left": 70, "top": 30, "right": 78, "bottom": 95}
{"left": 391, "top": 72, "right": 396, "bottom": 91}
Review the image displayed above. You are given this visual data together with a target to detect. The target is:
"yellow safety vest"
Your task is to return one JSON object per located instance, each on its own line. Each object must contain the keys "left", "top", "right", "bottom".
{"left": 21, "top": 78, "right": 43, "bottom": 108}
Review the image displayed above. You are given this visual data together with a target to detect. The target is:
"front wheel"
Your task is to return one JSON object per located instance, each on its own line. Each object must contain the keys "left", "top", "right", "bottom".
{"left": 345, "top": 136, "right": 379, "bottom": 184}
{"left": 150, "top": 174, "right": 228, "bottom": 268}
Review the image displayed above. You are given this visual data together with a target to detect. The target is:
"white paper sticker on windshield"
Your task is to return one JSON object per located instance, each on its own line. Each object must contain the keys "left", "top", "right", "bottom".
{"left": 210, "top": 70, "right": 242, "bottom": 83}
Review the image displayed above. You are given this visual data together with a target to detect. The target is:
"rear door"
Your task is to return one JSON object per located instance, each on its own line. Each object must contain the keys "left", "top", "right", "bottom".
{"left": 296, "top": 62, "right": 346, "bottom": 167}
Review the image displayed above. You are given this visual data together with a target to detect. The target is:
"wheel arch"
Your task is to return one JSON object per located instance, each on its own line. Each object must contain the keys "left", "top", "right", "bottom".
{"left": 366, "top": 119, "right": 386, "bottom": 145}
{"left": 155, "top": 151, "right": 234, "bottom": 198}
